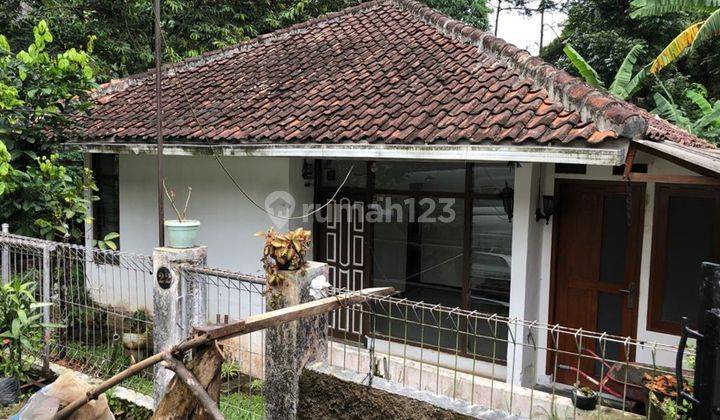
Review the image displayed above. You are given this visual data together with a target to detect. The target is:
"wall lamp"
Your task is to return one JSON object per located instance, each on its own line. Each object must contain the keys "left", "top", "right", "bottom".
{"left": 535, "top": 195, "right": 557, "bottom": 224}
{"left": 499, "top": 183, "right": 514, "bottom": 223}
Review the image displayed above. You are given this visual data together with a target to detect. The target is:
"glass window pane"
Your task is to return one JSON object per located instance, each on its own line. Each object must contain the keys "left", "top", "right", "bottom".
{"left": 661, "top": 195, "right": 716, "bottom": 324}
{"left": 599, "top": 195, "right": 628, "bottom": 284}
{"left": 320, "top": 160, "right": 366, "bottom": 188}
{"left": 374, "top": 162, "right": 465, "bottom": 192}
{"left": 372, "top": 195, "right": 465, "bottom": 349}
{"left": 468, "top": 198, "right": 512, "bottom": 360}
{"left": 474, "top": 164, "right": 514, "bottom": 195}
{"left": 93, "top": 154, "right": 120, "bottom": 248}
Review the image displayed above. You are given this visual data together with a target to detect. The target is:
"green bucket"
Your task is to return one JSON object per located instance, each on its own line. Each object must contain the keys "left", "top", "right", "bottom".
{"left": 164, "top": 220, "right": 201, "bottom": 248}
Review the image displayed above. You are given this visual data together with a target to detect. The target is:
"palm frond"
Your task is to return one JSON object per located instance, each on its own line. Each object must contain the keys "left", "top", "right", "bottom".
{"left": 686, "top": 89, "right": 713, "bottom": 115}
{"left": 630, "top": 0, "right": 719, "bottom": 18}
{"left": 563, "top": 45, "right": 603, "bottom": 88}
{"left": 609, "top": 45, "right": 645, "bottom": 99}
{"left": 650, "top": 21, "right": 703, "bottom": 73}
{"left": 652, "top": 92, "right": 692, "bottom": 130}
{"left": 692, "top": 102, "right": 720, "bottom": 131}
{"left": 692, "top": 8, "right": 720, "bottom": 49}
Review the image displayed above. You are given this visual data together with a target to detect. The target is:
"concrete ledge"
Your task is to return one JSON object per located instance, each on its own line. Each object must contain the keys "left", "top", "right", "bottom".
{"left": 299, "top": 362, "right": 516, "bottom": 419}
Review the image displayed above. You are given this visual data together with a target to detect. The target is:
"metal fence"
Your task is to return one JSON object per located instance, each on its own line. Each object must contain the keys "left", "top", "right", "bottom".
{"left": 1, "top": 230, "right": 690, "bottom": 419}
{"left": 0, "top": 231, "right": 155, "bottom": 395}
{"left": 324, "top": 289, "right": 689, "bottom": 419}
{"left": 181, "top": 265, "right": 266, "bottom": 419}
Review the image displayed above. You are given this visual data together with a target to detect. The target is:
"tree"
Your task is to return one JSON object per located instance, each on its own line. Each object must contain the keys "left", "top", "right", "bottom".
{"left": 1, "top": 0, "right": 491, "bottom": 80}
{"left": 631, "top": 0, "right": 720, "bottom": 74}
{"left": 653, "top": 84, "right": 720, "bottom": 142}
{"left": 542, "top": 0, "right": 720, "bottom": 108}
{"left": 0, "top": 21, "right": 97, "bottom": 241}
{"left": 563, "top": 43, "right": 648, "bottom": 99}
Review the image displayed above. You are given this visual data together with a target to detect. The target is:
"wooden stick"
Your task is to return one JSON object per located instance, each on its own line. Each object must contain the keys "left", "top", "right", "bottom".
{"left": 53, "top": 286, "right": 394, "bottom": 419}
{"left": 161, "top": 354, "right": 225, "bottom": 420}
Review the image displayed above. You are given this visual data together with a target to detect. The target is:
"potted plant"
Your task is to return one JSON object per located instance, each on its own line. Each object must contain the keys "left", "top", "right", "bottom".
{"left": 256, "top": 228, "right": 312, "bottom": 307}
{"left": 163, "top": 181, "right": 199, "bottom": 248}
{"left": 644, "top": 373, "right": 693, "bottom": 419}
{"left": 0, "top": 278, "right": 61, "bottom": 405}
{"left": 572, "top": 384, "right": 598, "bottom": 411}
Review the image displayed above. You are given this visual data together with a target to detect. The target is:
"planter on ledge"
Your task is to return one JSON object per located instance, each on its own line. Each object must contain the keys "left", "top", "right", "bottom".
{"left": 164, "top": 219, "right": 200, "bottom": 249}
{"left": 572, "top": 387, "right": 598, "bottom": 411}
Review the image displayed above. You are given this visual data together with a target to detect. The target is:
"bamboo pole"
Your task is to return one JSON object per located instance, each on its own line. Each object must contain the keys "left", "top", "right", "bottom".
{"left": 53, "top": 287, "right": 393, "bottom": 419}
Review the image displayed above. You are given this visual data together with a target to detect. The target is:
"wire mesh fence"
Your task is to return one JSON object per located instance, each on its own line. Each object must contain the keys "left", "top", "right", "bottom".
{"left": 1, "top": 230, "right": 690, "bottom": 419}
{"left": 181, "top": 265, "right": 267, "bottom": 419}
{"left": 325, "top": 288, "right": 689, "bottom": 419}
{"left": 0, "top": 231, "right": 155, "bottom": 396}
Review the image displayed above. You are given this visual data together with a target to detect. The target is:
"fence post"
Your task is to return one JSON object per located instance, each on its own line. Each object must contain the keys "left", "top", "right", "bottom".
{"left": 41, "top": 243, "right": 55, "bottom": 372}
{"left": 1, "top": 223, "right": 9, "bottom": 284}
{"left": 693, "top": 262, "right": 720, "bottom": 418}
{"left": 264, "top": 261, "right": 329, "bottom": 420}
{"left": 152, "top": 245, "right": 207, "bottom": 406}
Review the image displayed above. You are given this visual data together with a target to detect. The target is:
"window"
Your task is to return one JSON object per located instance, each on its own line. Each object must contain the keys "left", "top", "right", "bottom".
{"left": 92, "top": 154, "right": 120, "bottom": 249}
{"left": 648, "top": 184, "right": 720, "bottom": 334}
{"left": 316, "top": 160, "right": 514, "bottom": 360}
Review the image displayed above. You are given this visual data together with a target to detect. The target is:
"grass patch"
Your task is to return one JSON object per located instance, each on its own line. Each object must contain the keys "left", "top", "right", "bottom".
{"left": 220, "top": 392, "right": 265, "bottom": 419}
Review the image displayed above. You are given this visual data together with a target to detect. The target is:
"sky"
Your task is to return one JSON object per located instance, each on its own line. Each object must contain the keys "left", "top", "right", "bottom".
{"left": 492, "top": 2, "right": 567, "bottom": 56}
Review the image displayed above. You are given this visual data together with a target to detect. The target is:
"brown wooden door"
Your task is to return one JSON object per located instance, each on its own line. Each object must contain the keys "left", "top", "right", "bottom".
{"left": 550, "top": 180, "right": 645, "bottom": 384}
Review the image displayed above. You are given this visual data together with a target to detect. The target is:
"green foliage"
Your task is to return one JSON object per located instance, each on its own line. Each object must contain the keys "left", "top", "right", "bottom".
{"left": 0, "top": 21, "right": 98, "bottom": 242}
{"left": 93, "top": 232, "right": 119, "bottom": 251}
{"left": 0, "top": 20, "right": 95, "bottom": 159}
{"left": 652, "top": 84, "right": 720, "bottom": 142}
{"left": 542, "top": 0, "right": 720, "bottom": 109}
{"left": 563, "top": 43, "right": 648, "bottom": 99}
{"left": 0, "top": 278, "right": 61, "bottom": 381}
{"left": 0, "top": 0, "right": 490, "bottom": 80}
{"left": 221, "top": 361, "right": 241, "bottom": 381}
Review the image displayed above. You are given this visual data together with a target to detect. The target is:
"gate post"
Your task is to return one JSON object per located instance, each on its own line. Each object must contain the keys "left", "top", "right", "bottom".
{"left": 152, "top": 245, "right": 207, "bottom": 406}
{"left": 1, "top": 223, "right": 9, "bottom": 284}
{"left": 693, "top": 262, "right": 720, "bottom": 418}
{"left": 264, "top": 261, "right": 329, "bottom": 420}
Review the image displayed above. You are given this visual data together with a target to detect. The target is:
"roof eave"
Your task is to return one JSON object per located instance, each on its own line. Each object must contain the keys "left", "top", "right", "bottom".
{"left": 64, "top": 140, "right": 629, "bottom": 166}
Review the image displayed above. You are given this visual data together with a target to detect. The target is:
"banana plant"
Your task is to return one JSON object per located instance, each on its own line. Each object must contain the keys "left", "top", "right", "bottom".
{"left": 631, "top": 0, "right": 720, "bottom": 74}
{"left": 563, "top": 44, "right": 649, "bottom": 100}
{"left": 652, "top": 87, "right": 720, "bottom": 141}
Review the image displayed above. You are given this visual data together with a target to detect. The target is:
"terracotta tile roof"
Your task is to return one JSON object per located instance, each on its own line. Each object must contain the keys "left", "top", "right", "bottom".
{"left": 75, "top": 0, "right": 715, "bottom": 150}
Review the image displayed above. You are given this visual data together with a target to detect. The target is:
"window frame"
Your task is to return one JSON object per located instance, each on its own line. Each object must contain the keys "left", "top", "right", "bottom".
{"left": 647, "top": 183, "right": 720, "bottom": 335}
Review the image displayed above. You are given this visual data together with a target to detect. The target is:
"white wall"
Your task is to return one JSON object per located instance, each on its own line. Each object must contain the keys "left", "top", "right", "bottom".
{"left": 118, "top": 155, "right": 314, "bottom": 273}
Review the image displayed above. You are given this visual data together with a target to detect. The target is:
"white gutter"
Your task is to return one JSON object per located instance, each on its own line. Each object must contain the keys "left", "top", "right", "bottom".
{"left": 65, "top": 142, "right": 629, "bottom": 166}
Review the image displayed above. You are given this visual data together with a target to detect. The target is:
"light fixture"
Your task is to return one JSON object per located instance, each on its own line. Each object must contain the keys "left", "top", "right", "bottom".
{"left": 535, "top": 195, "right": 557, "bottom": 224}
{"left": 500, "top": 182, "right": 514, "bottom": 223}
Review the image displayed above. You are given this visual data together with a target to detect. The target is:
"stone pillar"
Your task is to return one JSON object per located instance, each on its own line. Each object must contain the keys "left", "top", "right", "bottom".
{"left": 264, "top": 261, "right": 329, "bottom": 420}
{"left": 152, "top": 245, "right": 207, "bottom": 405}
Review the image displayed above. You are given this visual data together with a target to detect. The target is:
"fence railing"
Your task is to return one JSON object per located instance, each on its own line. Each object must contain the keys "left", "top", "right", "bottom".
{"left": 0, "top": 231, "right": 155, "bottom": 395}
{"left": 324, "top": 288, "right": 688, "bottom": 419}
{"left": 180, "top": 265, "right": 266, "bottom": 419}
{"left": 1, "top": 230, "right": 690, "bottom": 419}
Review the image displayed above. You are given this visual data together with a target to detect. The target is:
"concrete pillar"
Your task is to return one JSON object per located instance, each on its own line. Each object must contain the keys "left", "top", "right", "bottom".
{"left": 507, "top": 162, "right": 543, "bottom": 386}
{"left": 152, "top": 245, "right": 207, "bottom": 405}
{"left": 264, "top": 261, "right": 329, "bottom": 420}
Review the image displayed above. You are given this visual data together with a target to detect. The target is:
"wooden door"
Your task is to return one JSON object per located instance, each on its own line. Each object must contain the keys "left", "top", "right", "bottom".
{"left": 550, "top": 181, "right": 645, "bottom": 384}
{"left": 315, "top": 196, "right": 369, "bottom": 339}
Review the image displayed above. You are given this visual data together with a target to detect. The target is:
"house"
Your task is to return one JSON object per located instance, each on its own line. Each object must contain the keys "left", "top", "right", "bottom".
{"left": 70, "top": 0, "right": 720, "bottom": 387}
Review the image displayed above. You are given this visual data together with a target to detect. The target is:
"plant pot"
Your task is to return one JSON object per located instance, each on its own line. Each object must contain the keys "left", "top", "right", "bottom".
{"left": 164, "top": 219, "right": 200, "bottom": 248}
{"left": 0, "top": 375, "right": 19, "bottom": 406}
{"left": 572, "top": 388, "right": 598, "bottom": 411}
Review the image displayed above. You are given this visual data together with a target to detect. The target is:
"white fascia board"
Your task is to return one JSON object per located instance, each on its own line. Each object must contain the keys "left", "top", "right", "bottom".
{"left": 66, "top": 142, "right": 629, "bottom": 166}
